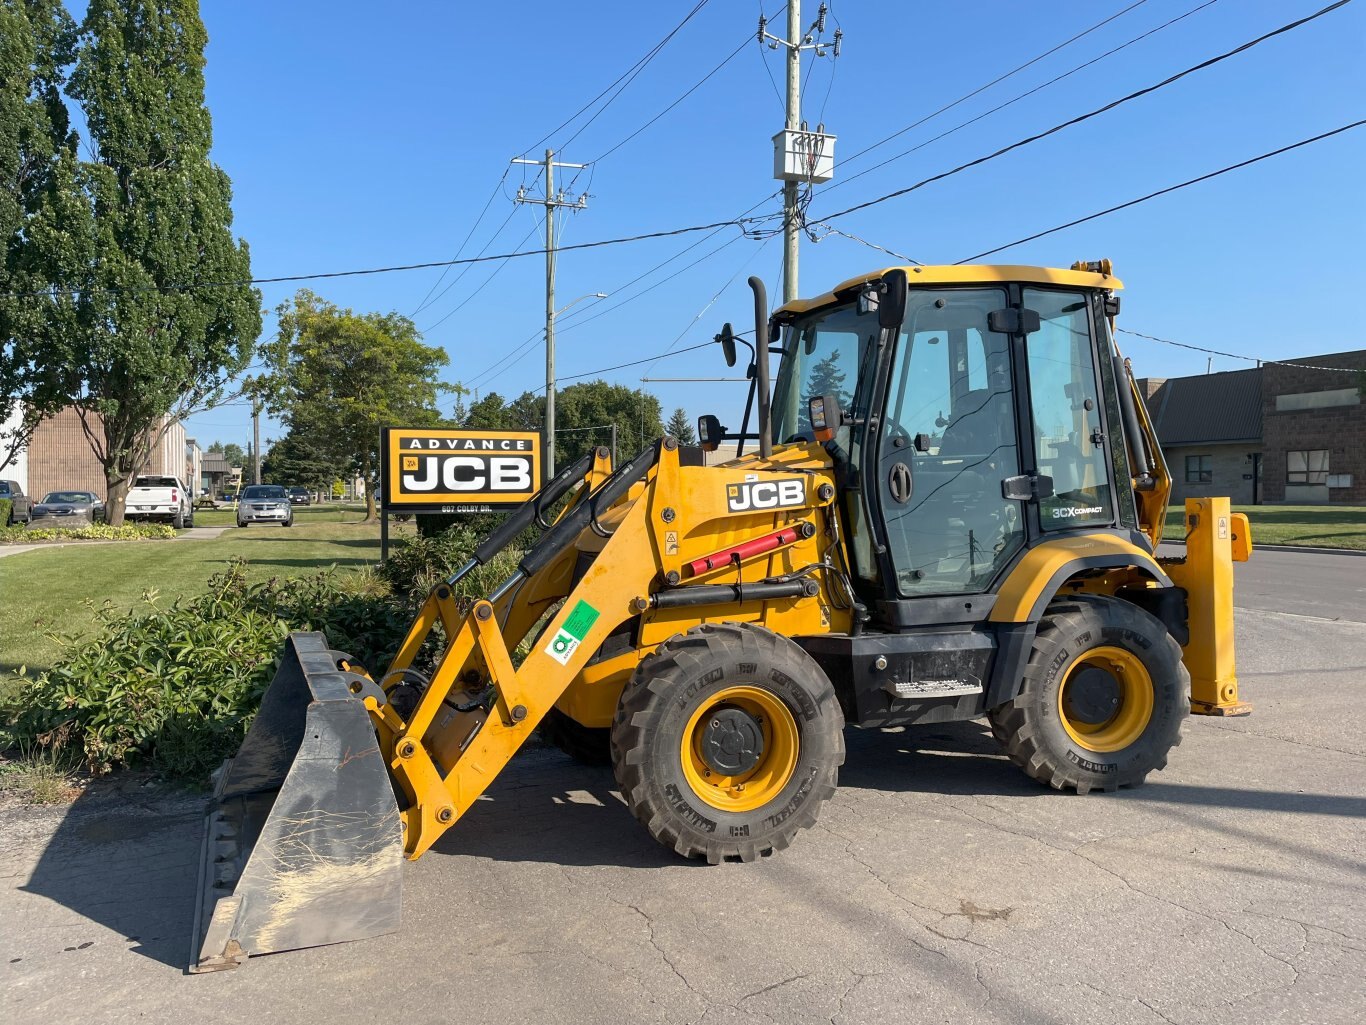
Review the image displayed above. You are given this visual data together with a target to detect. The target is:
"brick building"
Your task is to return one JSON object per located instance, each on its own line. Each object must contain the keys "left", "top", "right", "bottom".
{"left": 1259, "top": 351, "right": 1366, "bottom": 504}
{"left": 11, "top": 406, "right": 188, "bottom": 502}
{"left": 1138, "top": 348, "right": 1365, "bottom": 506}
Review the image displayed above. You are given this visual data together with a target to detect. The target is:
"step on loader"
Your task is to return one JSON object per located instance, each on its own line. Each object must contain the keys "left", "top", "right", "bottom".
{"left": 192, "top": 262, "right": 1251, "bottom": 971}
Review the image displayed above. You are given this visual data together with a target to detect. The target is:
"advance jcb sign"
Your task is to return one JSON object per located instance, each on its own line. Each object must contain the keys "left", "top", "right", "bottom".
{"left": 381, "top": 428, "right": 541, "bottom": 511}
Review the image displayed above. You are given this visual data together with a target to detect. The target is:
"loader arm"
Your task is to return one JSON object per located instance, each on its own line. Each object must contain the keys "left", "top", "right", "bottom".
{"left": 368, "top": 437, "right": 843, "bottom": 859}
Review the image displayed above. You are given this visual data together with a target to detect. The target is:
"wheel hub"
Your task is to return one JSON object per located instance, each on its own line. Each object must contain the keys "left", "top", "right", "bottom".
{"left": 1064, "top": 666, "right": 1122, "bottom": 724}
{"left": 698, "top": 706, "right": 765, "bottom": 775}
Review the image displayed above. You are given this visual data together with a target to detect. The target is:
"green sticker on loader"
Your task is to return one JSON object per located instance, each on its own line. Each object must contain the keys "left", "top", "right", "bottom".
{"left": 545, "top": 599, "right": 600, "bottom": 666}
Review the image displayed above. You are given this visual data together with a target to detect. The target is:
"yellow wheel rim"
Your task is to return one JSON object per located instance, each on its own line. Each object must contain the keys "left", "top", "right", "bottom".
{"left": 680, "top": 685, "right": 799, "bottom": 813}
{"left": 1058, "top": 645, "right": 1154, "bottom": 753}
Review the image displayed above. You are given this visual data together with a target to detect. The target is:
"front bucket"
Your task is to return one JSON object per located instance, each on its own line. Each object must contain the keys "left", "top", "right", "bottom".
{"left": 190, "top": 631, "right": 403, "bottom": 972}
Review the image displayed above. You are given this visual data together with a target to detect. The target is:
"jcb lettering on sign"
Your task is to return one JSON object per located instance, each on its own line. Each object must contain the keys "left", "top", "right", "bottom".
{"left": 726, "top": 477, "right": 806, "bottom": 513}
{"left": 382, "top": 428, "right": 541, "bottom": 511}
{"left": 400, "top": 456, "right": 532, "bottom": 493}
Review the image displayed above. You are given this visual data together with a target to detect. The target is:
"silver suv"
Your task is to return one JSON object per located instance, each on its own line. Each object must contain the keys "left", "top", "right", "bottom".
{"left": 237, "top": 484, "right": 294, "bottom": 528}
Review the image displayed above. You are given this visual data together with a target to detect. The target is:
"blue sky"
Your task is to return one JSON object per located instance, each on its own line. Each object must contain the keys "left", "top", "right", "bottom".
{"left": 176, "top": 0, "right": 1365, "bottom": 450}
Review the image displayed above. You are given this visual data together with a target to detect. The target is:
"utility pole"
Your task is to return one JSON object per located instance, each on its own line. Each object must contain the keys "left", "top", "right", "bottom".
{"left": 782, "top": 0, "right": 801, "bottom": 305}
{"left": 760, "top": 3, "right": 841, "bottom": 304}
{"left": 512, "top": 149, "right": 588, "bottom": 481}
{"left": 252, "top": 398, "right": 261, "bottom": 485}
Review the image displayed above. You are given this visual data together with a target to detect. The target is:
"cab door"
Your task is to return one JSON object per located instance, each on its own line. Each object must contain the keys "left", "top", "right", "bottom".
{"left": 1020, "top": 288, "right": 1115, "bottom": 531}
{"left": 873, "top": 287, "right": 1027, "bottom": 596}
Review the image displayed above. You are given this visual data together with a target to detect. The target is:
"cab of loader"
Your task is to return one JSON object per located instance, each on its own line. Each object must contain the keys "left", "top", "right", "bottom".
{"left": 766, "top": 265, "right": 1145, "bottom": 618}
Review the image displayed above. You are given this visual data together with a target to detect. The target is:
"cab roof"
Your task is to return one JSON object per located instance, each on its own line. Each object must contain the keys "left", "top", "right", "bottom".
{"left": 775, "top": 264, "right": 1123, "bottom": 317}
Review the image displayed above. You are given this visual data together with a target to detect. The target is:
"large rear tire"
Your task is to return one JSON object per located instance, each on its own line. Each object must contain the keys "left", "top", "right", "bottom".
{"left": 612, "top": 622, "right": 844, "bottom": 864}
{"left": 988, "top": 595, "right": 1188, "bottom": 794}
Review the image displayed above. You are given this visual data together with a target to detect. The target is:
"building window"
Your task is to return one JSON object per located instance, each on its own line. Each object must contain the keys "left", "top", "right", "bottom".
{"left": 1286, "top": 449, "right": 1330, "bottom": 485}
{"left": 1185, "top": 455, "right": 1212, "bottom": 483}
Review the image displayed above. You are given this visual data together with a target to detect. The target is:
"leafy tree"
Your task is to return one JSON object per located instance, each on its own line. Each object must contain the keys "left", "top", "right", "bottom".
{"left": 263, "top": 289, "right": 451, "bottom": 521}
{"left": 666, "top": 406, "right": 695, "bottom": 445}
{"left": 551, "top": 380, "right": 663, "bottom": 468}
{"left": 54, "top": 0, "right": 261, "bottom": 523}
{"left": 0, "top": 0, "right": 83, "bottom": 471}
{"left": 261, "top": 426, "right": 342, "bottom": 490}
{"left": 209, "top": 440, "right": 247, "bottom": 467}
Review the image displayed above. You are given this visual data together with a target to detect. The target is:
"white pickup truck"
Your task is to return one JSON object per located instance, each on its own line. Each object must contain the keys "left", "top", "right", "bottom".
{"left": 125, "top": 474, "right": 194, "bottom": 528}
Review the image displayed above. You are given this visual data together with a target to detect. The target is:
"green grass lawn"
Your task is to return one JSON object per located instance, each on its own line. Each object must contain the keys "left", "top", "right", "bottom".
{"left": 0, "top": 514, "right": 409, "bottom": 679}
{"left": 1164, "top": 504, "right": 1366, "bottom": 550}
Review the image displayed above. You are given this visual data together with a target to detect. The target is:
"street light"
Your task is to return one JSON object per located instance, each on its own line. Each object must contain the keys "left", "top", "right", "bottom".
{"left": 545, "top": 291, "right": 608, "bottom": 480}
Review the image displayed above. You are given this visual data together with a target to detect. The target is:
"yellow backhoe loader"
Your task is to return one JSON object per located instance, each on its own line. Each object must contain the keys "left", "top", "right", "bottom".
{"left": 192, "top": 261, "right": 1251, "bottom": 971}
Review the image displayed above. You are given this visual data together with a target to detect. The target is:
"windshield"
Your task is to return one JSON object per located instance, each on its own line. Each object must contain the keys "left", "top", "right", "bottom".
{"left": 243, "top": 486, "right": 287, "bottom": 501}
{"left": 135, "top": 476, "right": 178, "bottom": 488}
{"left": 771, "top": 303, "right": 877, "bottom": 446}
{"left": 41, "top": 492, "right": 93, "bottom": 504}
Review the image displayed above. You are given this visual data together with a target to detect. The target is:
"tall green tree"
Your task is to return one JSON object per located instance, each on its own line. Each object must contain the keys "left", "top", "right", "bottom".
{"left": 0, "top": 0, "right": 84, "bottom": 471}
{"left": 263, "top": 289, "right": 451, "bottom": 521}
{"left": 261, "top": 426, "right": 343, "bottom": 491}
{"left": 665, "top": 406, "right": 695, "bottom": 445}
{"left": 58, "top": 0, "right": 260, "bottom": 523}
{"left": 799, "top": 351, "right": 850, "bottom": 434}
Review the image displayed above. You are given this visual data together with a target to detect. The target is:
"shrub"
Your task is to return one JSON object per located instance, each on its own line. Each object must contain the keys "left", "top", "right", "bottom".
{"left": 1, "top": 523, "right": 521, "bottom": 781}
{"left": 380, "top": 523, "right": 522, "bottom": 599}
{"left": 0, "top": 522, "right": 176, "bottom": 544}
{"left": 0, "top": 498, "right": 11, "bottom": 525}
{"left": 0, "top": 562, "right": 414, "bottom": 780}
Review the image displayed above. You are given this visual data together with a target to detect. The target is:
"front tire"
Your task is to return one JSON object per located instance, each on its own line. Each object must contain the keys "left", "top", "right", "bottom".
{"left": 612, "top": 623, "right": 844, "bottom": 864}
{"left": 988, "top": 595, "right": 1188, "bottom": 794}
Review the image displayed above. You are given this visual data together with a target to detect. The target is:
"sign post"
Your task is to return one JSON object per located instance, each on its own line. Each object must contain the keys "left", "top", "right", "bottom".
{"left": 378, "top": 428, "right": 542, "bottom": 562}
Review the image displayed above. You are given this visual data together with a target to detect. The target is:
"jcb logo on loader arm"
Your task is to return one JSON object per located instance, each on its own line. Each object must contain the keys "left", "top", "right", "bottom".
{"left": 726, "top": 477, "right": 806, "bottom": 513}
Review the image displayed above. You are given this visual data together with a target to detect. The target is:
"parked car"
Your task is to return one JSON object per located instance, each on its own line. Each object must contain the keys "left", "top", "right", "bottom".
{"left": 126, "top": 474, "right": 194, "bottom": 528}
{"left": 287, "top": 487, "right": 312, "bottom": 505}
{"left": 0, "top": 480, "right": 31, "bottom": 525}
{"left": 237, "top": 484, "right": 293, "bottom": 527}
{"left": 31, "top": 490, "right": 106, "bottom": 525}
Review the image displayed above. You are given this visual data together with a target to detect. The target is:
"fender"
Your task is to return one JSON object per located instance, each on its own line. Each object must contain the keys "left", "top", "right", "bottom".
{"left": 984, "top": 533, "right": 1171, "bottom": 707}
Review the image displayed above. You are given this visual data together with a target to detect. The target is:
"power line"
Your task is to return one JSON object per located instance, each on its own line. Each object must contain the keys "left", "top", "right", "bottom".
{"left": 408, "top": 169, "right": 509, "bottom": 318}
{"left": 551, "top": 340, "right": 716, "bottom": 389}
{"left": 820, "top": 0, "right": 1221, "bottom": 198}
{"left": 836, "top": 0, "right": 1152, "bottom": 171}
{"left": 1118, "top": 328, "right": 1361, "bottom": 375}
{"left": 589, "top": 28, "right": 752, "bottom": 163}
{"left": 814, "top": 0, "right": 1355, "bottom": 226}
{"left": 0, "top": 217, "right": 759, "bottom": 300}
{"left": 421, "top": 219, "right": 542, "bottom": 333}
{"left": 551, "top": 1, "right": 713, "bottom": 158}
{"left": 518, "top": 1, "right": 712, "bottom": 156}
{"left": 956, "top": 119, "right": 1365, "bottom": 262}
{"left": 412, "top": 202, "right": 523, "bottom": 323}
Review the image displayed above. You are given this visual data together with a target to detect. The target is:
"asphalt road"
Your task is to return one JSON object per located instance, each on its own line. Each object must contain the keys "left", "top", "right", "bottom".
{"left": 2, "top": 552, "right": 1363, "bottom": 1025}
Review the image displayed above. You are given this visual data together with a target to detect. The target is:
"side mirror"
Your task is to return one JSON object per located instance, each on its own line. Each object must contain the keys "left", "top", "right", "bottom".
{"left": 697, "top": 414, "right": 724, "bottom": 453}
{"left": 716, "top": 323, "right": 737, "bottom": 368}
{"left": 877, "top": 268, "right": 908, "bottom": 331}
{"left": 808, "top": 393, "right": 841, "bottom": 444}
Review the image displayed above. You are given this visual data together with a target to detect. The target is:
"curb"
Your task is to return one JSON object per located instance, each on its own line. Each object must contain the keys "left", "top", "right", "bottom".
{"left": 1160, "top": 539, "right": 1366, "bottom": 557}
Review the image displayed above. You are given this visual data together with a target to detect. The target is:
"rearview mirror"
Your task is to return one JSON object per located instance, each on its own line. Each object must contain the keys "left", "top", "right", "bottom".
{"left": 716, "top": 324, "right": 737, "bottom": 368}
{"left": 697, "top": 414, "right": 724, "bottom": 453}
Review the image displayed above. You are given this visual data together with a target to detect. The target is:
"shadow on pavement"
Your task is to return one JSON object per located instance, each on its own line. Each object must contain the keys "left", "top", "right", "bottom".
{"left": 19, "top": 783, "right": 204, "bottom": 970}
